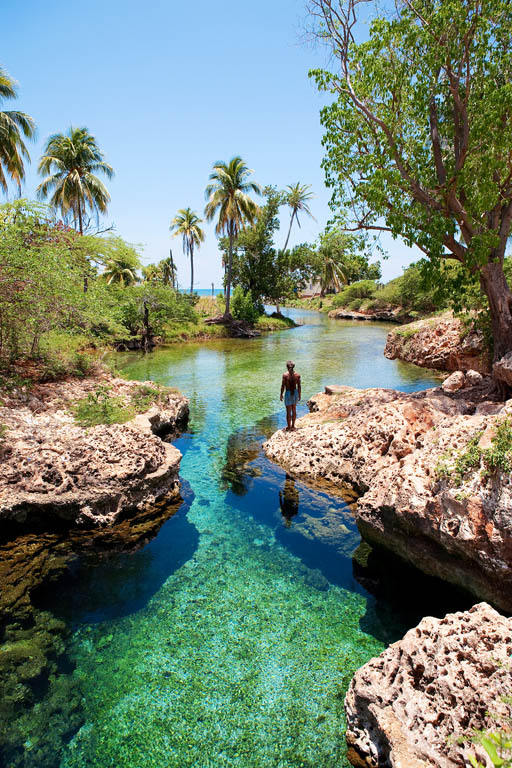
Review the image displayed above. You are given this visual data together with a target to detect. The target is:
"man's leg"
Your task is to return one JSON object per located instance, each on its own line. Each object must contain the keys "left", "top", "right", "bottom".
{"left": 286, "top": 405, "right": 292, "bottom": 430}
{"left": 291, "top": 404, "right": 297, "bottom": 429}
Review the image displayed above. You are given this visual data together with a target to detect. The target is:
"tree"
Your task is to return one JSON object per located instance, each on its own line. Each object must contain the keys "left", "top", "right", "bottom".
{"left": 315, "top": 230, "right": 349, "bottom": 297}
{"left": 282, "top": 182, "right": 316, "bottom": 252}
{"left": 0, "top": 67, "right": 36, "bottom": 194}
{"left": 101, "top": 237, "right": 141, "bottom": 286}
{"left": 170, "top": 208, "right": 205, "bottom": 294}
{"left": 160, "top": 253, "right": 177, "bottom": 287}
{"left": 36, "top": 126, "right": 113, "bottom": 236}
{"left": 142, "top": 263, "right": 163, "bottom": 284}
{"left": 205, "top": 156, "right": 261, "bottom": 314}
{"left": 309, "top": 0, "right": 512, "bottom": 391}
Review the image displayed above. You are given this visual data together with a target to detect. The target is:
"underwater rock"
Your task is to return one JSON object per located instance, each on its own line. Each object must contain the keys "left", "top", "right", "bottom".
{"left": 344, "top": 603, "right": 512, "bottom": 768}
{"left": 0, "top": 373, "right": 188, "bottom": 529}
{"left": 384, "top": 312, "right": 490, "bottom": 373}
{"left": 264, "top": 384, "right": 512, "bottom": 610}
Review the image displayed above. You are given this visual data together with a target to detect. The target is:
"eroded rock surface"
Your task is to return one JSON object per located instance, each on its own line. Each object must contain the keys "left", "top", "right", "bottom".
{"left": 384, "top": 312, "right": 490, "bottom": 373}
{"left": 345, "top": 603, "right": 512, "bottom": 768}
{"left": 0, "top": 374, "right": 189, "bottom": 528}
{"left": 264, "top": 384, "right": 512, "bottom": 610}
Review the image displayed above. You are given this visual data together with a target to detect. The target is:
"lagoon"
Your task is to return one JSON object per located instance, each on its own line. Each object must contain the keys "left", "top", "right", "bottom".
{"left": 4, "top": 309, "right": 468, "bottom": 768}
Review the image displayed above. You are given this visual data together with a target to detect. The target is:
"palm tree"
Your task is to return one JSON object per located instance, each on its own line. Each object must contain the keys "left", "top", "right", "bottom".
{"left": 36, "top": 126, "right": 113, "bottom": 235}
{"left": 103, "top": 258, "right": 139, "bottom": 287}
{"left": 0, "top": 66, "right": 36, "bottom": 194}
{"left": 159, "top": 253, "right": 177, "bottom": 288}
{"left": 205, "top": 157, "right": 261, "bottom": 315}
{"left": 142, "top": 263, "right": 163, "bottom": 283}
{"left": 282, "top": 182, "right": 316, "bottom": 252}
{"left": 170, "top": 208, "right": 205, "bottom": 294}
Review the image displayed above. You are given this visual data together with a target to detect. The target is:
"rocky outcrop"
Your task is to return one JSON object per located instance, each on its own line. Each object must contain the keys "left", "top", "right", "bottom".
{"left": 328, "top": 306, "right": 409, "bottom": 323}
{"left": 345, "top": 602, "right": 512, "bottom": 768}
{"left": 384, "top": 312, "right": 490, "bottom": 373}
{"left": 0, "top": 374, "right": 189, "bottom": 529}
{"left": 263, "top": 384, "right": 512, "bottom": 610}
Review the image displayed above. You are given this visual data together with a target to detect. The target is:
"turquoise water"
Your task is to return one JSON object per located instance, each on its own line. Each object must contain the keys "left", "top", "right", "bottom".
{"left": 5, "top": 310, "right": 460, "bottom": 767}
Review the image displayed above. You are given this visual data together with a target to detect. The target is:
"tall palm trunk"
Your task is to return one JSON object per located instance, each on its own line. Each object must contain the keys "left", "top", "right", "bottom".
{"left": 282, "top": 210, "right": 295, "bottom": 253}
{"left": 76, "top": 197, "right": 89, "bottom": 293}
{"left": 190, "top": 240, "right": 194, "bottom": 294}
{"left": 225, "top": 222, "right": 234, "bottom": 315}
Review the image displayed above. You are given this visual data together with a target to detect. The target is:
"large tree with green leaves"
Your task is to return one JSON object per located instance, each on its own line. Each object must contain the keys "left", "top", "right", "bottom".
{"left": 282, "top": 182, "right": 316, "bottom": 252}
{"left": 36, "top": 126, "right": 113, "bottom": 235}
{"left": 170, "top": 207, "right": 205, "bottom": 294}
{"left": 310, "top": 0, "right": 512, "bottom": 391}
{"left": 0, "top": 68, "right": 36, "bottom": 195}
{"left": 205, "top": 156, "right": 261, "bottom": 314}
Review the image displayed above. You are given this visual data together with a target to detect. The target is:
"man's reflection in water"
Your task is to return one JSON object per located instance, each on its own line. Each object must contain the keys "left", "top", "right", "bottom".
{"left": 279, "top": 475, "right": 299, "bottom": 527}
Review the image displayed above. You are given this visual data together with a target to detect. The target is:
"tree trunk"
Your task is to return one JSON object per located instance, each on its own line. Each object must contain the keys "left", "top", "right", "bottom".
{"left": 283, "top": 211, "right": 295, "bottom": 253}
{"left": 480, "top": 261, "right": 512, "bottom": 393}
{"left": 225, "top": 225, "right": 234, "bottom": 315}
{"left": 141, "top": 301, "right": 153, "bottom": 353}
{"left": 190, "top": 242, "right": 194, "bottom": 294}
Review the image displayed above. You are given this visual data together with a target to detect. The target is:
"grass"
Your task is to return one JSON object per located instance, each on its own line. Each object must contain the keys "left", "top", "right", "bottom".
{"left": 72, "top": 382, "right": 178, "bottom": 428}
{"left": 254, "top": 315, "right": 296, "bottom": 331}
{"left": 162, "top": 321, "right": 230, "bottom": 343}
{"left": 434, "top": 421, "right": 512, "bottom": 487}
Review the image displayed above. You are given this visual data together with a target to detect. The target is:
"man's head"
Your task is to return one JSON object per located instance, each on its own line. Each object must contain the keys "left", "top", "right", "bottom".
{"left": 286, "top": 360, "right": 295, "bottom": 371}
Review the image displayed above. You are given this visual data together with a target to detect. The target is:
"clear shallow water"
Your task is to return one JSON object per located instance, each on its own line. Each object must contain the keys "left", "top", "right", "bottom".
{"left": 5, "top": 311, "right": 462, "bottom": 767}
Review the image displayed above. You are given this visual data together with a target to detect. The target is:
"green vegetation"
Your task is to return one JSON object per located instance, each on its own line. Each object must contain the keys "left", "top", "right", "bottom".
{"left": 0, "top": 66, "right": 36, "bottom": 193}
{"left": 205, "top": 156, "right": 262, "bottom": 315}
{"left": 434, "top": 420, "right": 512, "bottom": 486}
{"left": 72, "top": 382, "right": 175, "bottom": 427}
{"left": 36, "top": 126, "right": 113, "bottom": 235}
{"left": 282, "top": 182, "right": 316, "bottom": 252}
{"left": 0, "top": 423, "right": 7, "bottom": 441}
{"left": 170, "top": 207, "right": 205, "bottom": 294}
{"left": 311, "top": 0, "right": 512, "bottom": 385}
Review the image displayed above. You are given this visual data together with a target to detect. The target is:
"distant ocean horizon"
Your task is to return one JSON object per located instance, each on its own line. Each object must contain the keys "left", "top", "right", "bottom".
{"left": 179, "top": 288, "right": 224, "bottom": 296}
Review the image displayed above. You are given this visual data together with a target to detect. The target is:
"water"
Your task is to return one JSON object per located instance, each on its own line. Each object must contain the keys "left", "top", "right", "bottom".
{"left": 1, "top": 310, "right": 467, "bottom": 768}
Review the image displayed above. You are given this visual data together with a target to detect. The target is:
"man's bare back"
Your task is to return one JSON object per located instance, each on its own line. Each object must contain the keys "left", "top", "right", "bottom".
{"left": 280, "top": 360, "right": 301, "bottom": 431}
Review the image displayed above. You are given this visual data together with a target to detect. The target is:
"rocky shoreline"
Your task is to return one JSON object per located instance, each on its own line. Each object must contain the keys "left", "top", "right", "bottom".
{"left": 264, "top": 382, "right": 512, "bottom": 610}
{"left": 384, "top": 312, "right": 490, "bottom": 374}
{"left": 0, "top": 373, "right": 189, "bottom": 530}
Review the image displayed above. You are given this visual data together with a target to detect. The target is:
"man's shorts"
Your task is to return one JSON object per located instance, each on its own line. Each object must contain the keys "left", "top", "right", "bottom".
{"left": 284, "top": 390, "right": 299, "bottom": 406}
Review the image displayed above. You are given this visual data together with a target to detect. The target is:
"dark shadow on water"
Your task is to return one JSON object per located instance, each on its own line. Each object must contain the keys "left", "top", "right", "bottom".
{"left": 35, "top": 481, "right": 199, "bottom": 625}
{"left": 354, "top": 542, "right": 477, "bottom": 644}
{"left": 223, "top": 417, "right": 480, "bottom": 644}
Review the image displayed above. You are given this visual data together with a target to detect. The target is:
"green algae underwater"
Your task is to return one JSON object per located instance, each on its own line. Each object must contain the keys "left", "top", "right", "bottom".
{"left": 1, "top": 310, "right": 471, "bottom": 768}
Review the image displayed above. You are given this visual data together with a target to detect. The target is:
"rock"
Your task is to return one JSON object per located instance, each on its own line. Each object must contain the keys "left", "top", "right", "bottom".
{"left": 263, "top": 385, "right": 512, "bottom": 610}
{"left": 493, "top": 351, "right": 512, "bottom": 387}
{"left": 344, "top": 603, "right": 512, "bottom": 768}
{"left": 384, "top": 312, "right": 490, "bottom": 373}
{"left": 441, "top": 370, "right": 465, "bottom": 392}
{"left": 465, "top": 369, "right": 483, "bottom": 386}
{"left": 328, "top": 307, "right": 408, "bottom": 323}
{"left": 0, "top": 374, "right": 189, "bottom": 529}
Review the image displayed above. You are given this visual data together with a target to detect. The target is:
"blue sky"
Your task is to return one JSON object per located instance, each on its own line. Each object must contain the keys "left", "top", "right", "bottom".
{"left": 2, "top": 0, "right": 422, "bottom": 286}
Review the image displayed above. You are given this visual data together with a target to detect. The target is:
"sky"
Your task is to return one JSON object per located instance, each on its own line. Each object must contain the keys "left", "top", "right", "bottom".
{"left": 2, "top": 0, "right": 423, "bottom": 287}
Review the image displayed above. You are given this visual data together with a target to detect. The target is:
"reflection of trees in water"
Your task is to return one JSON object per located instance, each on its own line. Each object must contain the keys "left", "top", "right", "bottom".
{"left": 222, "top": 414, "right": 279, "bottom": 495}
{"left": 279, "top": 475, "right": 299, "bottom": 527}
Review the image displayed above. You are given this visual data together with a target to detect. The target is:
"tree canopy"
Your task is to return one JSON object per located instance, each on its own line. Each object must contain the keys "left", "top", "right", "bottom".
{"left": 310, "top": 0, "right": 512, "bottom": 387}
{"left": 37, "top": 126, "right": 113, "bottom": 235}
{"left": 0, "top": 66, "right": 36, "bottom": 194}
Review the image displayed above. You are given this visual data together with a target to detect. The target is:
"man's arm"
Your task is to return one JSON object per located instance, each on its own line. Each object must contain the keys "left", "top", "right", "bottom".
{"left": 297, "top": 374, "right": 301, "bottom": 401}
{"left": 280, "top": 374, "right": 286, "bottom": 401}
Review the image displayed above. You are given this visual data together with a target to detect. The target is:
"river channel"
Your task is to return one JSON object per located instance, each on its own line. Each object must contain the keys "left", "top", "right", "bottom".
{"left": 3, "top": 309, "right": 471, "bottom": 768}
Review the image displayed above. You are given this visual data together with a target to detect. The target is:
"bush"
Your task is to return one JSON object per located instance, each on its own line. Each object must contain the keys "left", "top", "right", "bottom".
{"left": 72, "top": 386, "right": 132, "bottom": 427}
{"left": 231, "top": 286, "right": 259, "bottom": 323}
{"left": 331, "top": 280, "right": 378, "bottom": 308}
{"left": 37, "top": 332, "right": 97, "bottom": 381}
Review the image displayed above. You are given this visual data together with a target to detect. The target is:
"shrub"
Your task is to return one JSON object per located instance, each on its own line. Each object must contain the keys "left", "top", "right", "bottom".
{"left": 331, "top": 280, "right": 378, "bottom": 308}
{"left": 72, "top": 386, "right": 133, "bottom": 427}
{"left": 231, "top": 286, "right": 259, "bottom": 323}
{"left": 483, "top": 419, "right": 512, "bottom": 474}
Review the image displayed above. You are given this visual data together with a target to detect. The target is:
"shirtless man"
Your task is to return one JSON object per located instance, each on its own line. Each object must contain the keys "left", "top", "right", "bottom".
{"left": 280, "top": 360, "right": 301, "bottom": 431}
